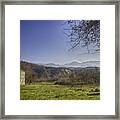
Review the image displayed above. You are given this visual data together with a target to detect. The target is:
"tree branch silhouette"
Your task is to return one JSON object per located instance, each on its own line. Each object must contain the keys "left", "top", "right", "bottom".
{"left": 63, "top": 20, "right": 100, "bottom": 53}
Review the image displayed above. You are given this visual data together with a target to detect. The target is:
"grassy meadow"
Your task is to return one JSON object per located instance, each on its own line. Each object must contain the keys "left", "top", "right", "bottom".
{"left": 20, "top": 82, "right": 100, "bottom": 100}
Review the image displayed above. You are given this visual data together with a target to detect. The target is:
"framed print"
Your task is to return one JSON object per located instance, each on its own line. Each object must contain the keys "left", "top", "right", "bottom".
{"left": 0, "top": 0, "right": 120, "bottom": 119}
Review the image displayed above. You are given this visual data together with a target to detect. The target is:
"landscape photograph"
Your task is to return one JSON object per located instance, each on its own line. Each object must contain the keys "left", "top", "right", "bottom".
{"left": 20, "top": 20, "right": 100, "bottom": 100}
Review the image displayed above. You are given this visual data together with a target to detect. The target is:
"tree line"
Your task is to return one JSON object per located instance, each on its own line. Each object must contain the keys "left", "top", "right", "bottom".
{"left": 21, "top": 61, "right": 100, "bottom": 86}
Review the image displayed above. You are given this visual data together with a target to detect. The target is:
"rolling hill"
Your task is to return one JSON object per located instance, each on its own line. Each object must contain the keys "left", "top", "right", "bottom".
{"left": 21, "top": 61, "right": 100, "bottom": 85}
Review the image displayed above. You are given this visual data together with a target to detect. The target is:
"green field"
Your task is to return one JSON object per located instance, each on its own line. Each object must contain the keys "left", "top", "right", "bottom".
{"left": 20, "top": 82, "right": 100, "bottom": 100}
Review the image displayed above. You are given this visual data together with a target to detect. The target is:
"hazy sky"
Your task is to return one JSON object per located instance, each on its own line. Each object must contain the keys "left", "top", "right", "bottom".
{"left": 20, "top": 20, "right": 100, "bottom": 64}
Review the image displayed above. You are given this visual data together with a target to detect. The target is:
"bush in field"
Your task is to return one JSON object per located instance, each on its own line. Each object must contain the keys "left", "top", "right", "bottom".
{"left": 54, "top": 79, "right": 71, "bottom": 85}
{"left": 87, "top": 92, "right": 100, "bottom": 96}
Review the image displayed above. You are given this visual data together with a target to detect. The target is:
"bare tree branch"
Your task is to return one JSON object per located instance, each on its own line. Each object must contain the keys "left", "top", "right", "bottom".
{"left": 63, "top": 20, "right": 100, "bottom": 54}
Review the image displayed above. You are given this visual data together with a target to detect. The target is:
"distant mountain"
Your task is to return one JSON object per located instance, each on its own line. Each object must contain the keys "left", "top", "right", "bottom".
{"left": 65, "top": 61, "right": 80, "bottom": 66}
{"left": 65, "top": 61, "right": 100, "bottom": 68}
{"left": 40, "top": 61, "right": 100, "bottom": 68}
{"left": 64, "top": 61, "right": 80, "bottom": 67}
{"left": 42, "top": 63, "right": 62, "bottom": 68}
{"left": 81, "top": 61, "right": 100, "bottom": 67}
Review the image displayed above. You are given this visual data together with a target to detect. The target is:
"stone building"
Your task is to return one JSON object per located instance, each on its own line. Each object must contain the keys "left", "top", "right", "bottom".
{"left": 20, "top": 70, "right": 25, "bottom": 85}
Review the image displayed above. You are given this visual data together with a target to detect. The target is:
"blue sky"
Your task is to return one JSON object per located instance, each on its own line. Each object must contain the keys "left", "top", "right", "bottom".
{"left": 20, "top": 20, "right": 100, "bottom": 64}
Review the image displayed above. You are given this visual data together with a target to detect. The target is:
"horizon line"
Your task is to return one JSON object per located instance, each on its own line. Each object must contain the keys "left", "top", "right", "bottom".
{"left": 20, "top": 59, "right": 100, "bottom": 65}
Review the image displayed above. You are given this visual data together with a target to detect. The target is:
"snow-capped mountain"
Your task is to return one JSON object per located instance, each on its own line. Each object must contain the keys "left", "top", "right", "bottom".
{"left": 39, "top": 61, "right": 100, "bottom": 68}
{"left": 64, "top": 61, "right": 100, "bottom": 67}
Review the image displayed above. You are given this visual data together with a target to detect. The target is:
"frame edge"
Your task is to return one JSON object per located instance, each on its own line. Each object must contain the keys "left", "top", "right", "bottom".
{"left": 1, "top": 0, "right": 119, "bottom": 119}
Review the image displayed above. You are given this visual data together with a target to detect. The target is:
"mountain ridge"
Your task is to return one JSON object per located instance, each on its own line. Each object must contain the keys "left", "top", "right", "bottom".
{"left": 39, "top": 61, "right": 100, "bottom": 68}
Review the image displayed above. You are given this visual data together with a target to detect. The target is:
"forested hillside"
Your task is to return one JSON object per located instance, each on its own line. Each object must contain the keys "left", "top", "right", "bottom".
{"left": 21, "top": 61, "right": 100, "bottom": 85}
